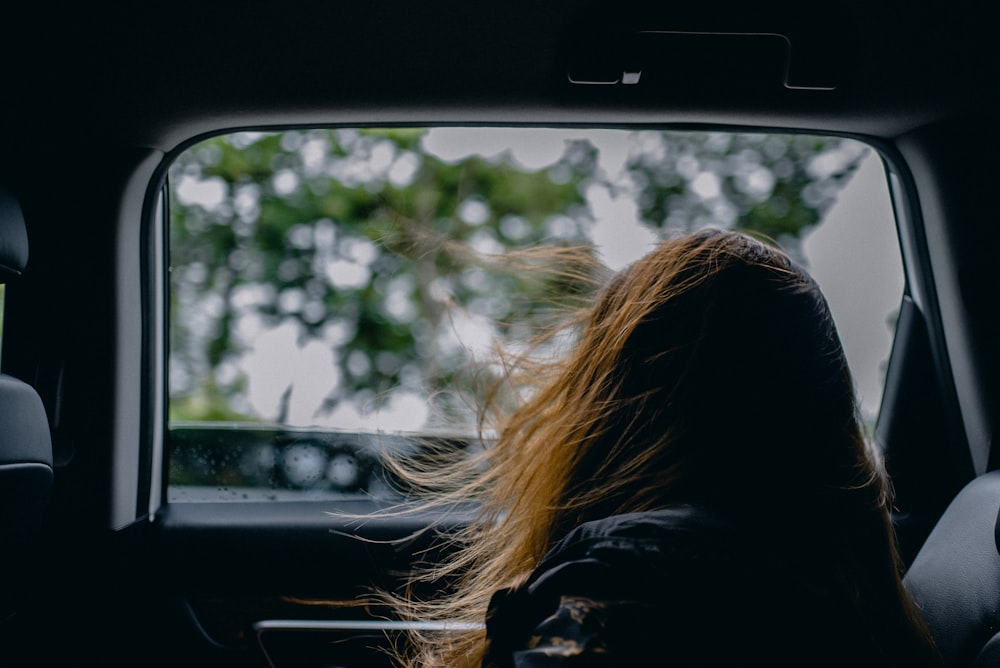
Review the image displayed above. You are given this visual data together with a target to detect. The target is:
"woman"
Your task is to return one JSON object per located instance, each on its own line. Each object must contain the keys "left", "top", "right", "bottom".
{"left": 393, "top": 229, "right": 939, "bottom": 667}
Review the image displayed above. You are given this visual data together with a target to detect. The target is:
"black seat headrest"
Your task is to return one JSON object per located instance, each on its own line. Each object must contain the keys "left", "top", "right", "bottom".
{"left": 0, "top": 183, "right": 29, "bottom": 282}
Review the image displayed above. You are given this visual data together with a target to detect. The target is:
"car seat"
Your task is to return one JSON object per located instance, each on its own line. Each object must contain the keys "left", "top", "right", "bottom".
{"left": 0, "top": 183, "right": 53, "bottom": 602}
{"left": 904, "top": 471, "right": 1000, "bottom": 667}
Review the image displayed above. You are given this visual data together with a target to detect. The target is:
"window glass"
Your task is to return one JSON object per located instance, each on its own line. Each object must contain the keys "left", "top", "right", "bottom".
{"left": 167, "top": 128, "right": 903, "bottom": 502}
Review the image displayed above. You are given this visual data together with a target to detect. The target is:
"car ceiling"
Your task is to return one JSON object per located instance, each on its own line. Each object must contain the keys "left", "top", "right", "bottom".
{"left": 2, "top": 0, "right": 996, "bottom": 152}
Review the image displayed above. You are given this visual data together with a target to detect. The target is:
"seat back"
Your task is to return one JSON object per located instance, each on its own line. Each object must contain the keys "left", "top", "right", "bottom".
{"left": 0, "top": 375, "right": 53, "bottom": 547}
{"left": 904, "top": 471, "right": 1000, "bottom": 667}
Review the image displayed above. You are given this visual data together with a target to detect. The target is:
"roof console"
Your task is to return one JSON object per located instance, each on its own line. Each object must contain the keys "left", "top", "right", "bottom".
{"left": 565, "top": 1, "right": 844, "bottom": 93}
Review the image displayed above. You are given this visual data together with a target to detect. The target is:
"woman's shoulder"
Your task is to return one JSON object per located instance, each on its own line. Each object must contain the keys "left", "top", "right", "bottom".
{"left": 553, "top": 506, "right": 730, "bottom": 543}
{"left": 507, "top": 506, "right": 780, "bottom": 640}
{"left": 484, "top": 507, "right": 891, "bottom": 667}
{"left": 532, "top": 506, "right": 744, "bottom": 583}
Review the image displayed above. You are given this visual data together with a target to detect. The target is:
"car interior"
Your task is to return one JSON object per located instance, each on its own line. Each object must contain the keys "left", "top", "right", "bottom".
{"left": 2, "top": 1, "right": 999, "bottom": 666}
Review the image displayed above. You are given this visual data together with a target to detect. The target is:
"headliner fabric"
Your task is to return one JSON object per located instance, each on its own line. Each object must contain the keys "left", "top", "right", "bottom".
{"left": 0, "top": 183, "right": 29, "bottom": 282}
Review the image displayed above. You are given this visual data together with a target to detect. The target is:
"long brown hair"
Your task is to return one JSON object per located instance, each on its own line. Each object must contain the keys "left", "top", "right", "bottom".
{"left": 390, "top": 228, "right": 936, "bottom": 666}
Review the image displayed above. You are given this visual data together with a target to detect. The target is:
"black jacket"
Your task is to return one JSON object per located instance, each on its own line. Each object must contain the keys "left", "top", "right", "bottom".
{"left": 482, "top": 506, "right": 923, "bottom": 667}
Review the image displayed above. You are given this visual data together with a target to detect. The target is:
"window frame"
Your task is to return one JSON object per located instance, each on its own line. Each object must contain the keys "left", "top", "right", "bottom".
{"left": 146, "top": 125, "right": 954, "bottom": 515}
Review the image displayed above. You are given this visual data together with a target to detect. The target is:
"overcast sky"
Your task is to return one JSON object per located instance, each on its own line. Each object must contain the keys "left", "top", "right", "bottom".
{"left": 802, "top": 152, "right": 903, "bottom": 420}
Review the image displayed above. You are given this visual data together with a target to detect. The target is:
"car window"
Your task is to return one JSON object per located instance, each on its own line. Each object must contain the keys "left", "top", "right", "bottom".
{"left": 166, "top": 128, "right": 903, "bottom": 502}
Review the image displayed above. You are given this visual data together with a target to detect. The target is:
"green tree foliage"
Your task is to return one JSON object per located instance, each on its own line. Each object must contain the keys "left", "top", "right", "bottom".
{"left": 168, "top": 128, "right": 864, "bottom": 431}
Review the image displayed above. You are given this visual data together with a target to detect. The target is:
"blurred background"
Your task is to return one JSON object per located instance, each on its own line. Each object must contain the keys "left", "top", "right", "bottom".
{"left": 166, "top": 128, "right": 900, "bottom": 499}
